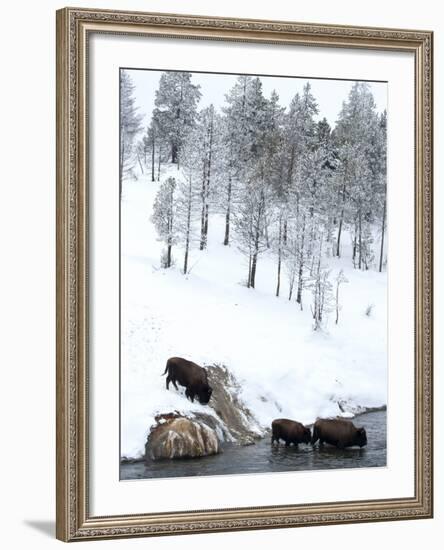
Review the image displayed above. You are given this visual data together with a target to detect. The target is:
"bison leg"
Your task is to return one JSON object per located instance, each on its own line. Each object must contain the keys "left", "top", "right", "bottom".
{"left": 166, "top": 375, "right": 179, "bottom": 391}
{"left": 185, "top": 388, "right": 195, "bottom": 402}
{"left": 311, "top": 427, "right": 319, "bottom": 446}
{"left": 285, "top": 441, "right": 290, "bottom": 447}
{"left": 271, "top": 435, "right": 278, "bottom": 445}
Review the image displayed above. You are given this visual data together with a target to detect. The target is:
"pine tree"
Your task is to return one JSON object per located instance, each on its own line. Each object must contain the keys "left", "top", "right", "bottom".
{"left": 194, "top": 105, "right": 220, "bottom": 250}
{"left": 334, "top": 82, "right": 383, "bottom": 267}
{"left": 229, "top": 78, "right": 278, "bottom": 288}
{"left": 151, "top": 177, "right": 177, "bottom": 268}
{"left": 154, "top": 71, "right": 201, "bottom": 165}
{"left": 308, "top": 233, "right": 334, "bottom": 330}
{"left": 120, "top": 70, "right": 143, "bottom": 189}
{"left": 176, "top": 134, "right": 202, "bottom": 274}
{"left": 283, "top": 213, "right": 308, "bottom": 304}
{"left": 335, "top": 269, "right": 348, "bottom": 324}
{"left": 142, "top": 116, "right": 163, "bottom": 182}
{"left": 233, "top": 180, "right": 273, "bottom": 288}
{"left": 220, "top": 76, "right": 254, "bottom": 246}
{"left": 374, "top": 111, "right": 387, "bottom": 272}
{"left": 262, "top": 90, "right": 286, "bottom": 295}
{"left": 281, "top": 83, "right": 319, "bottom": 264}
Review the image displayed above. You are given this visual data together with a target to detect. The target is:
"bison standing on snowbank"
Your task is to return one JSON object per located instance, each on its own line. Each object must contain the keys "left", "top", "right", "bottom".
{"left": 271, "top": 419, "right": 311, "bottom": 446}
{"left": 311, "top": 418, "right": 367, "bottom": 449}
{"left": 162, "top": 357, "right": 213, "bottom": 405}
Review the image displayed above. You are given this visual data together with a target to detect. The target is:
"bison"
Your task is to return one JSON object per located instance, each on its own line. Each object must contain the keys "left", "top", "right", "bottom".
{"left": 271, "top": 418, "right": 311, "bottom": 447}
{"left": 311, "top": 418, "right": 367, "bottom": 449}
{"left": 162, "top": 357, "right": 213, "bottom": 405}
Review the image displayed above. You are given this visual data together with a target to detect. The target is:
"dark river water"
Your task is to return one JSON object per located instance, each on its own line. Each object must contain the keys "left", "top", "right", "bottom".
{"left": 120, "top": 410, "right": 386, "bottom": 480}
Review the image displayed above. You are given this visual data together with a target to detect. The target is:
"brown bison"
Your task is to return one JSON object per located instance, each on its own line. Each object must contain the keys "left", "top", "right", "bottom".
{"left": 311, "top": 418, "right": 367, "bottom": 449}
{"left": 162, "top": 357, "right": 213, "bottom": 405}
{"left": 271, "top": 418, "right": 311, "bottom": 446}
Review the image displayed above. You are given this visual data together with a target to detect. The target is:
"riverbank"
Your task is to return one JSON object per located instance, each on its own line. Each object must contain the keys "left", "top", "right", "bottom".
{"left": 120, "top": 410, "right": 386, "bottom": 480}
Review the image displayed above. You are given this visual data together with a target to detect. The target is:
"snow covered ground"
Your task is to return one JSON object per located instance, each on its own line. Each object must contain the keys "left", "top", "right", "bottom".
{"left": 121, "top": 170, "right": 387, "bottom": 460}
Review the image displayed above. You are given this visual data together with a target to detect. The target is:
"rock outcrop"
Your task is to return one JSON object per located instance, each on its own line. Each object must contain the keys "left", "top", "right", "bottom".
{"left": 146, "top": 415, "right": 220, "bottom": 460}
{"left": 145, "top": 365, "right": 265, "bottom": 461}
{"left": 205, "top": 364, "right": 263, "bottom": 445}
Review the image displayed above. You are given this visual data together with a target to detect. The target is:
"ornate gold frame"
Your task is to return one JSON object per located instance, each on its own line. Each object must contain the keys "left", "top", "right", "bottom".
{"left": 56, "top": 7, "right": 433, "bottom": 542}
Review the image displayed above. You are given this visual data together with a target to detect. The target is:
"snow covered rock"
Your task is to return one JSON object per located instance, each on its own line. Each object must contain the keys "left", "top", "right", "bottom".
{"left": 334, "top": 398, "right": 387, "bottom": 417}
{"left": 146, "top": 415, "right": 220, "bottom": 460}
{"left": 144, "top": 364, "right": 264, "bottom": 462}
{"left": 206, "top": 364, "right": 264, "bottom": 444}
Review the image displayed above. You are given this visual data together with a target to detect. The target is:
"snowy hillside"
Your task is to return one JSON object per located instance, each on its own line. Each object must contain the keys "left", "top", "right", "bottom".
{"left": 120, "top": 172, "right": 387, "bottom": 460}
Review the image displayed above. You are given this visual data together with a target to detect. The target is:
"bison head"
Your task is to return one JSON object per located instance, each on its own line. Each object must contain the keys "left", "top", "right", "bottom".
{"left": 302, "top": 427, "right": 312, "bottom": 444}
{"left": 198, "top": 385, "right": 213, "bottom": 405}
{"left": 356, "top": 427, "right": 367, "bottom": 447}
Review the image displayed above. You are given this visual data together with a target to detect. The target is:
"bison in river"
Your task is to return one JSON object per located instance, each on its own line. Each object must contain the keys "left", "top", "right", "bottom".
{"left": 271, "top": 419, "right": 311, "bottom": 447}
{"left": 162, "top": 357, "right": 213, "bottom": 405}
{"left": 311, "top": 418, "right": 367, "bottom": 449}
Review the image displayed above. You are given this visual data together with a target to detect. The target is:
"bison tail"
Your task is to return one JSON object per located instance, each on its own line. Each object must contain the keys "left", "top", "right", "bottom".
{"left": 161, "top": 361, "right": 170, "bottom": 376}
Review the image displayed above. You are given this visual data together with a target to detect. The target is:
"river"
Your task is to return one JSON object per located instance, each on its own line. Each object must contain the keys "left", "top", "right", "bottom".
{"left": 120, "top": 410, "right": 386, "bottom": 480}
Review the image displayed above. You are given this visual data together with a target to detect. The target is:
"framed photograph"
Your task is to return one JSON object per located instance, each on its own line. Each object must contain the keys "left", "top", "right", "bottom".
{"left": 56, "top": 7, "right": 433, "bottom": 541}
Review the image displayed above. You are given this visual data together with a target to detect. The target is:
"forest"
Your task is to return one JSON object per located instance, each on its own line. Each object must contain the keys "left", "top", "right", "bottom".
{"left": 120, "top": 70, "right": 387, "bottom": 331}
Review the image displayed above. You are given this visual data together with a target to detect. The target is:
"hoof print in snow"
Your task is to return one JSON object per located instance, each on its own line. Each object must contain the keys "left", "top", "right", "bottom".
{"left": 146, "top": 416, "right": 220, "bottom": 460}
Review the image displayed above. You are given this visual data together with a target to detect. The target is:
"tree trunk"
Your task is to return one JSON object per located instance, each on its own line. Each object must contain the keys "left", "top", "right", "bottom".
{"left": 326, "top": 216, "right": 332, "bottom": 243}
{"left": 223, "top": 176, "right": 232, "bottom": 245}
{"left": 265, "top": 218, "right": 270, "bottom": 249}
{"left": 166, "top": 188, "right": 174, "bottom": 268}
{"left": 309, "top": 253, "right": 316, "bottom": 277}
{"left": 183, "top": 242, "right": 189, "bottom": 274}
{"left": 171, "top": 143, "right": 178, "bottom": 164}
{"left": 247, "top": 252, "right": 252, "bottom": 288}
{"left": 166, "top": 211, "right": 173, "bottom": 268}
{"left": 296, "top": 263, "right": 304, "bottom": 309}
{"left": 358, "top": 211, "right": 362, "bottom": 270}
{"left": 288, "top": 273, "right": 295, "bottom": 301}
{"left": 250, "top": 228, "right": 260, "bottom": 289}
{"left": 137, "top": 152, "right": 144, "bottom": 174}
{"left": 204, "top": 204, "right": 209, "bottom": 239}
{"left": 336, "top": 176, "right": 347, "bottom": 257}
{"left": 200, "top": 202, "right": 206, "bottom": 250}
{"left": 183, "top": 181, "right": 192, "bottom": 275}
{"left": 296, "top": 217, "right": 306, "bottom": 308}
{"left": 200, "top": 161, "right": 207, "bottom": 250}
{"left": 151, "top": 134, "right": 155, "bottom": 182}
{"left": 250, "top": 253, "right": 257, "bottom": 289}
{"left": 352, "top": 219, "right": 357, "bottom": 266}
{"left": 276, "top": 219, "right": 282, "bottom": 297}
{"left": 379, "top": 196, "right": 386, "bottom": 272}
{"left": 203, "top": 113, "right": 214, "bottom": 247}
{"left": 157, "top": 145, "right": 161, "bottom": 181}
{"left": 283, "top": 219, "right": 288, "bottom": 246}
{"left": 167, "top": 243, "right": 172, "bottom": 268}
{"left": 336, "top": 212, "right": 343, "bottom": 257}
